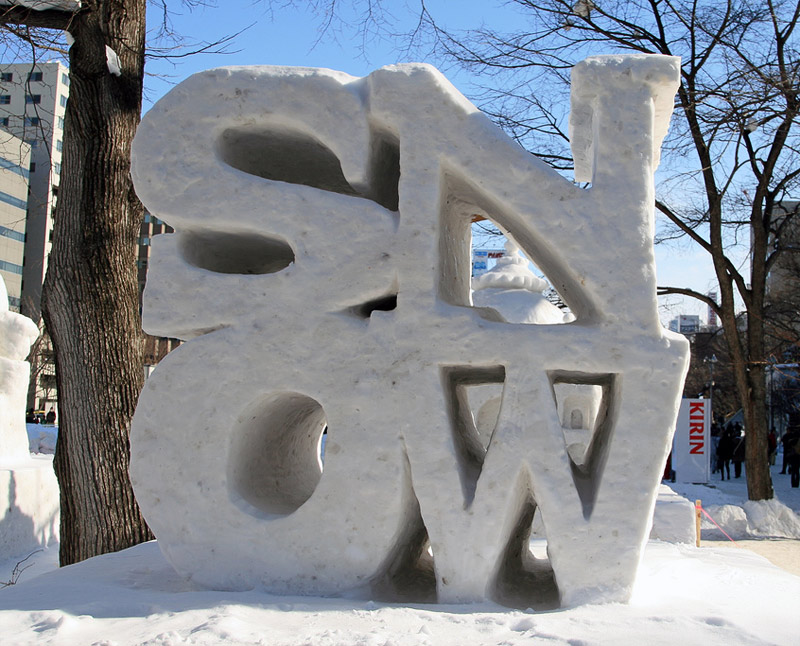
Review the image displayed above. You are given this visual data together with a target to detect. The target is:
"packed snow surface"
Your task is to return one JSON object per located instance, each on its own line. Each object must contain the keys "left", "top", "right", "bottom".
{"left": 673, "top": 466, "right": 800, "bottom": 541}
{"left": 2, "top": 465, "right": 798, "bottom": 645}
{"left": 0, "top": 539, "right": 797, "bottom": 645}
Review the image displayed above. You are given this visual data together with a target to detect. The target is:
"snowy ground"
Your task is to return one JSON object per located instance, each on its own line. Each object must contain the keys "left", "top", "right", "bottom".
{"left": 2, "top": 462, "right": 799, "bottom": 645}
{"left": 673, "top": 461, "right": 800, "bottom": 540}
{"left": 0, "top": 538, "right": 797, "bottom": 646}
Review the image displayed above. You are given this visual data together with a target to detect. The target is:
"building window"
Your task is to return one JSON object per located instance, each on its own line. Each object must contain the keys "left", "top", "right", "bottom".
{"left": 0, "top": 190, "right": 27, "bottom": 211}
{"left": 0, "top": 191, "right": 28, "bottom": 211}
{"left": 0, "top": 95, "right": 10, "bottom": 104}
{"left": 27, "top": 72, "right": 43, "bottom": 82}
{"left": 140, "top": 236, "right": 150, "bottom": 246}
{"left": 60, "top": 95, "right": 67, "bottom": 107}
{"left": 58, "top": 116, "right": 64, "bottom": 129}
{"left": 1, "top": 72, "right": 12, "bottom": 82}
{"left": 54, "top": 162, "right": 61, "bottom": 175}
{"left": 25, "top": 117, "right": 40, "bottom": 126}
{"left": 30, "top": 162, "right": 35, "bottom": 172}
{"left": 62, "top": 72, "right": 70, "bottom": 86}
{"left": 56, "top": 139, "right": 62, "bottom": 152}
{"left": 0, "top": 155, "right": 29, "bottom": 179}
{"left": 26, "top": 94, "right": 41, "bottom": 104}
{"left": 0, "top": 224, "right": 26, "bottom": 242}
{"left": 0, "top": 259, "right": 24, "bottom": 275}
{"left": 0, "top": 117, "right": 8, "bottom": 127}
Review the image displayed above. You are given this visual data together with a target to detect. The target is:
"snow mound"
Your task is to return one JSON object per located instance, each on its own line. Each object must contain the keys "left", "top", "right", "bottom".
{"left": 701, "top": 505, "right": 749, "bottom": 539}
{"left": 742, "top": 499, "right": 800, "bottom": 538}
{"left": 703, "top": 499, "right": 800, "bottom": 540}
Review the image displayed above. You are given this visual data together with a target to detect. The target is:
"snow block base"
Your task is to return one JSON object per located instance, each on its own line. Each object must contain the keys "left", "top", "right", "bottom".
{"left": 650, "top": 485, "right": 697, "bottom": 544}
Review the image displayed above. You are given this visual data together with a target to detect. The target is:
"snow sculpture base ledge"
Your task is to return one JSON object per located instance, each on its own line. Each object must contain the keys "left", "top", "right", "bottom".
{"left": 130, "top": 55, "right": 690, "bottom": 608}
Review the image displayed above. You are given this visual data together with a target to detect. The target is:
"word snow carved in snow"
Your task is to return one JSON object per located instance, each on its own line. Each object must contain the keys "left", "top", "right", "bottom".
{"left": 130, "top": 56, "right": 690, "bottom": 608}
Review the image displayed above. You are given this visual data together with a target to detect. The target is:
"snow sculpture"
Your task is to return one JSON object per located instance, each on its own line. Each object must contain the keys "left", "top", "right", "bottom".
{"left": 0, "top": 276, "right": 59, "bottom": 560}
{"left": 470, "top": 241, "right": 581, "bottom": 445}
{"left": 0, "top": 275, "right": 40, "bottom": 460}
{"left": 130, "top": 55, "right": 690, "bottom": 607}
{"left": 471, "top": 240, "right": 571, "bottom": 325}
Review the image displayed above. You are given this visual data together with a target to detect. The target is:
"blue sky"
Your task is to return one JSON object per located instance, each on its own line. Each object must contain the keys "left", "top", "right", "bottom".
{"left": 142, "top": 0, "right": 721, "bottom": 325}
{"left": 142, "top": 1, "right": 511, "bottom": 105}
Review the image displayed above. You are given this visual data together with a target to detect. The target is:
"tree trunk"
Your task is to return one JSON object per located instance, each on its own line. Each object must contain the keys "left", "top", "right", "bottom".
{"left": 743, "top": 353, "right": 774, "bottom": 501}
{"left": 741, "top": 344, "right": 774, "bottom": 500}
{"left": 41, "top": 0, "right": 152, "bottom": 566}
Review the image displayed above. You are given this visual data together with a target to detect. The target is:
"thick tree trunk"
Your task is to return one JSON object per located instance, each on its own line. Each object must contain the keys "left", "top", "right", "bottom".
{"left": 744, "top": 365, "right": 773, "bottom": 500}
{"left": 714, "top": 261, "right": 773, "bottom": 501}
{"left": 41, "top": 0, "right": 152, "bottom": 566}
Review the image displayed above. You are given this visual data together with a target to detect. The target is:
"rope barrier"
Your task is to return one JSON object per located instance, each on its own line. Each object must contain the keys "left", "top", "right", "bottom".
{"left": 696, "top": 501, "right": 741, "bottom": 547}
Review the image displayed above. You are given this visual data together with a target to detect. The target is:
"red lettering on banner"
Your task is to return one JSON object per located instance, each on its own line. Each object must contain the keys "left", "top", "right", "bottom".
{"left": 690, "top": 422, "right": 704, "bottom": 436}
{"left": 689, "top": 441, "right": 704, "bottom": 454}
{"left": 689, "top": 402, "right": 705, "bottom": 415}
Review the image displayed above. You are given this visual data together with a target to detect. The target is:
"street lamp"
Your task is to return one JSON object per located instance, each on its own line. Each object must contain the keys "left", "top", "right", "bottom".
{"left": 704, "top": 354, "right": 718, "bottom": 422}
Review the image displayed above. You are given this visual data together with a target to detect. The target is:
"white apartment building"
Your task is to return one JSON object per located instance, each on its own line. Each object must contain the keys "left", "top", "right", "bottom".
{"left": 0, "top": 130, "right": 31, "bottom": 312}
{"left": 0, "top": 60, "right": 69, "bottom": 321}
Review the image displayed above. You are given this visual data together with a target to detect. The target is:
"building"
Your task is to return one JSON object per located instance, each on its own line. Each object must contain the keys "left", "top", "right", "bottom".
{"left": 668, "top": 314, "right": 701, "bottom": 334}
{"left": 138, "top": 212, "right": 180, "bottom": 376}
{"left": 0, "top": 131, "right": 31, "bottom": 312}
{"left": 471, "top": 248, "right": 504, "bottom": 277}
{"left": 766, "top": 201, "right": 800, "bottom": 301}
{"left": 0, "top": 60, "right": 69, "bottom": 321}
{"left": 706, "top": 291, "right": 719, "bottom": 330}
{"left": 0, "top": 61, "right": 68, "bottom": 410}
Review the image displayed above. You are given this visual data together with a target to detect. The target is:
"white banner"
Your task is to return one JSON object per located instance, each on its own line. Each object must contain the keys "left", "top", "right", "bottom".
{"left": 673, "top": 399, "right": 710, "bottom": 484}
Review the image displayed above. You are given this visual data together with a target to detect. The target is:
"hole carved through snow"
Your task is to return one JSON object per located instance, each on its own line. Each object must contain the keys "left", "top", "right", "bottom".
{"left": 228, "top": 392, "right": 326, "bottom": 516}
{"left": 179, "top": 230, "right": 294, "bottom": 275}
{"left": 218, "top": 126, "right": 359, "bottom": 196}
{"left": 216, "top": 125, "right": 401, "bottom": 211}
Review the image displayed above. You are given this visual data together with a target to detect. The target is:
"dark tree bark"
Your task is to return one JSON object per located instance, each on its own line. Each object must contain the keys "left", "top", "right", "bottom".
{"left": 36, "top": 0, "right": 153, "bottom": 565}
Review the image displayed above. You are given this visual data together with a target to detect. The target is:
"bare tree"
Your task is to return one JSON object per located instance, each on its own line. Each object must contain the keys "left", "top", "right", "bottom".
{"left": 1, "top": 0, "right": 152, "bottom": 565}
{"left": 0, "top": 0, "right": 236, "bottom": 565}
{"left": 318, "top": 0, "right": 798, "bottom": 501}
{"left": 681, "top": 328, "right": 739, "bottom": 421}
